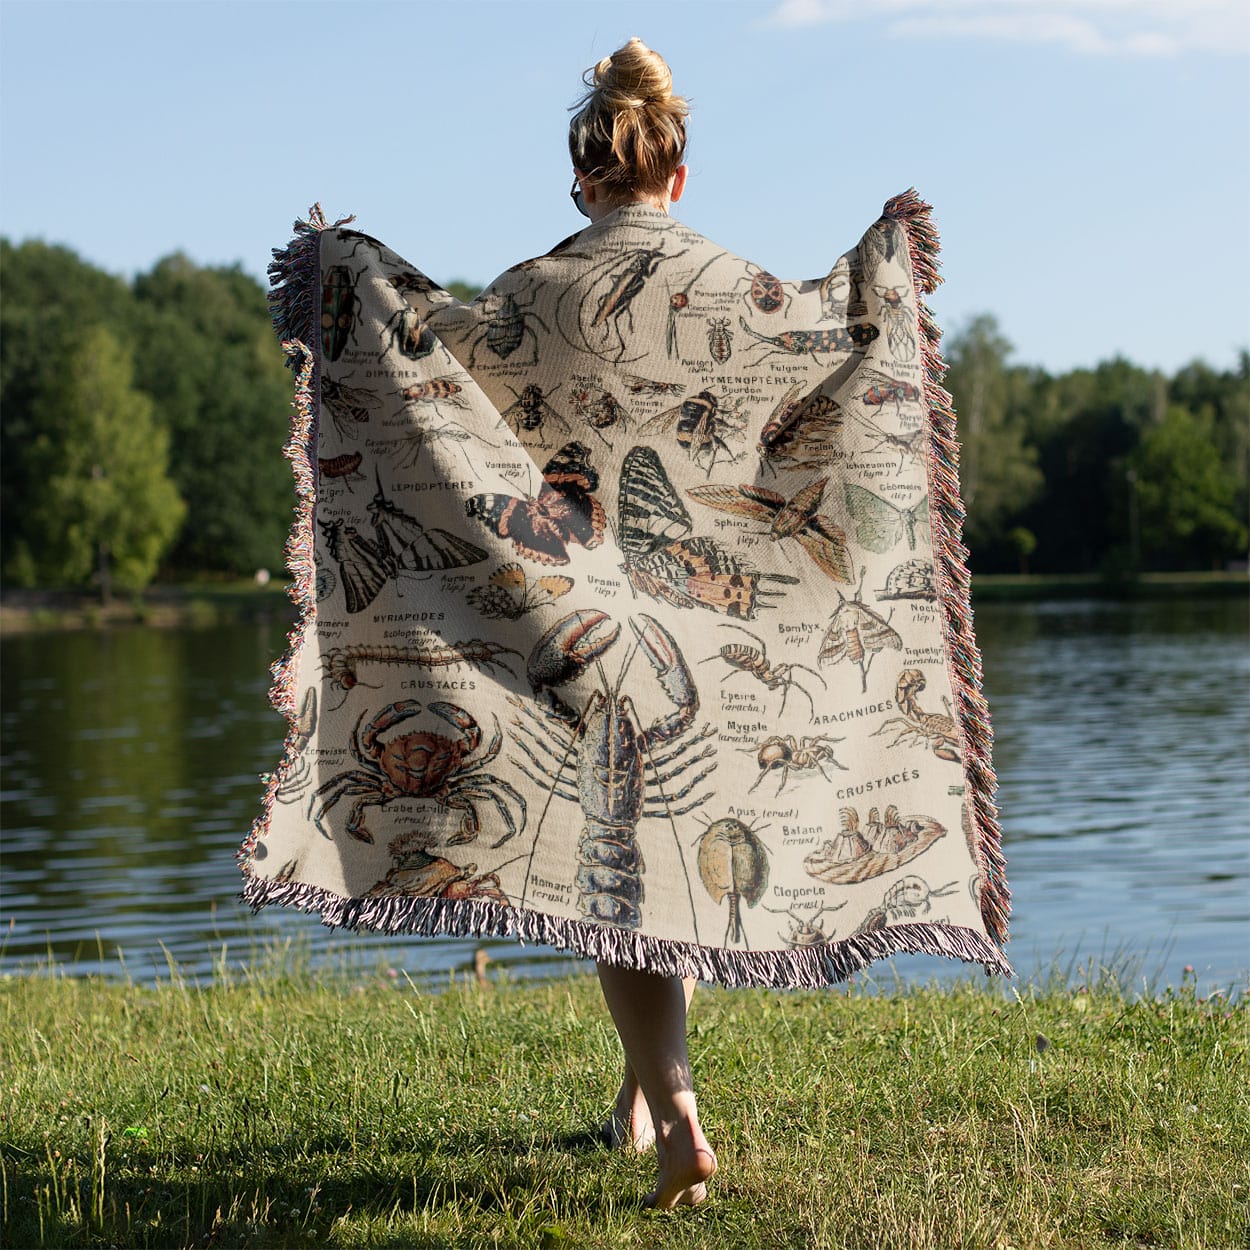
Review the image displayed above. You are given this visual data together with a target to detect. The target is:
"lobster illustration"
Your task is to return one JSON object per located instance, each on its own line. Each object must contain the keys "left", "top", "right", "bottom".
{"left": 509, "top": 609, "right": 717, "bottom": 930}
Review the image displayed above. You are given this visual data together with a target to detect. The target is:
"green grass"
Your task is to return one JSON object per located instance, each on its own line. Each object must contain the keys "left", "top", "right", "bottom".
{"left": 1, "top": 963, "right": 1246, "bottom": 1249}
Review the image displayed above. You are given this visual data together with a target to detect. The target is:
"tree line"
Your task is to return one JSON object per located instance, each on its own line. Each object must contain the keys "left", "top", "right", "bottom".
{"left": 1, "top": 239, "right": 1245, "bottom": 594}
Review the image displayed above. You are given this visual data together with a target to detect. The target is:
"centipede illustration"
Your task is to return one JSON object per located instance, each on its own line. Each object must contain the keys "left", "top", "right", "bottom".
{"left": 321, "top": 640, "right": 523, "bottom": 708}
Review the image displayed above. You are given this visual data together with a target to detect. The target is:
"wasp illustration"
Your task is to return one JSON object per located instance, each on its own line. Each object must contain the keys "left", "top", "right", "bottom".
{"left": 468, "top": 289, "right": 550, "bottom": 367}
{"left": 396, "top": 376, "right": 469, "bottom": 417}
{"left": 706, "top": 317, "right": 733, "bottom": 363}
{"left": 700, "top": 622, "right": 826, "bottom": 720}
{"left": 855, "top": 414, "right": 926, "bottom": 473}
{"left": 757, "top": 386, "right": 846, "bottom": 471}
{"left": 639, "top": 389, "right": 747, "bottom": 476}
{"left": 622, "top": 373, "right": 685, "bottom": 397}
{"left": 738, "top": 317, "right": 879, "bottom": 366}
{"left": 500, "top": 383, "right": 571, "bottom": 439}
{"left": 871, "top": 285, "right": 917, "bottom": 361}
{"left": 857, "top": 367, "right": 922, "bottom": 415}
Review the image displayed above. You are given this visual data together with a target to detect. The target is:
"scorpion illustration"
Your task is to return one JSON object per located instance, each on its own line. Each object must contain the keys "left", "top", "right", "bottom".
{"left": 700, "top": 622, "right": 826, "bottom": 720}
{"left": 873, "top": 669, "right": 961, "bottom": 763}
{"left": 509, "top": 609, "right": 717, "bottom": 931}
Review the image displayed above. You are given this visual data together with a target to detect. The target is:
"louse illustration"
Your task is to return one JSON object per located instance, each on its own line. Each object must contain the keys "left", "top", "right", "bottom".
{"left": 320, "top": 639, "right": 522, "bottom": 708}
{"left": 466, "top": 562, "right": 574, "bottom": 621}
{"left": 700, "top": 622, "right": 826, "bottom": 720}
{"left": 687, "top": 476, "right": 852, "bottom": 584}
{"left": 745, "top": 733, "right": 847, "bottom": 795}
{"left": 854, "top": 876, "right": 959, "bottom": 934}
{"left": 738, "top": 317, "right": 879, "bottom": 366}
{"left": 873, "top": 670, "right": 961, "bottom": 763}
{"left": 321, "top": 377, "right": 383, "bottom": 439}
{"left": 804, "top": 804, "right": 948, "bottom": 885}
{"left": 310, "top": 699, "right": 527, "bottom": 846}
{"left": 509, "top": 610, "right": 717, "bottom": 931}
{"left": 857, "top": 367, "right": 922, "bottom": 415}
{"left": 706, "top": 317, "right": 733, "bottom": 363}
{"left": 818, "top": 567, "right": 903, "bottom": 692}
{"left": 321, "top": 265, "right": 364, "bottom": 360}
{"left": 878, "top": 559, "right": 937, "bottom": 602}
{"left": 735, "top": 265, "right": 788, "bottom": 315}
{"left": 318, "top": 452, "right": 365, "bottom": 490}
{"left": 695, "top": 816, "right": 770, "bottom": 947}
{"left": 468, "top": 289, "right": 550, "bottom": 367}
{"left": 380, "top": 306, "right": 437, "bottom": 361}
{"left": 275, "top": 687, "right": 318, "bottom": 805}
{"left": 501, "top": 383, "right": 571, "bottom": 437}
{"left": 763, "top": 901, "right": 847, "bottom": 949}
{"left": 638, "top": 389, "right": 747, "bottom": 476}
{"left": 871, "top": 285, "right": 917, "bottom": 361}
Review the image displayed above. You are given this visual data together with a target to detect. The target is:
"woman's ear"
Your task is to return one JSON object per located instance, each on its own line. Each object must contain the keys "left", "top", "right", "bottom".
{"left": 669, "top": 164, "right": 689, "bottom": 203}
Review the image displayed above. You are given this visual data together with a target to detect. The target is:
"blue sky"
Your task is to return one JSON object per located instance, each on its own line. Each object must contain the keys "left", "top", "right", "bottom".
{"left": 2, "top": 0, "right": 1247, "bottom": 374}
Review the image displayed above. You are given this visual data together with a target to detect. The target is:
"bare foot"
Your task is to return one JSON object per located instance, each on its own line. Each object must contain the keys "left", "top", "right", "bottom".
{"left": 644, "top": 1120, "right": 717, "bottom": 1210}
{"left": 602, "top": 1081, "right": 655, "bottom": 1152}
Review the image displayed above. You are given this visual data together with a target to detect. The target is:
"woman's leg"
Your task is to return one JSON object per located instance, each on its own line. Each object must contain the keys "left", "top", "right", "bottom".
{"left": 596, "top": 963, "right": 717, "bottom": 1208}
{"left": 602, "top": 977, "right": 696, "bottom": 1151}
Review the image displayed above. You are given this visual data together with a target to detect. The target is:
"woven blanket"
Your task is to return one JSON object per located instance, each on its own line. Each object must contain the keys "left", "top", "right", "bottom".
{"left": 238, "top": 192, "right": 1011, "bottom": 987}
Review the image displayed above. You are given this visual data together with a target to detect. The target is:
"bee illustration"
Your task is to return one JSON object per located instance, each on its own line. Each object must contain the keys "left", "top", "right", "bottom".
{"left": 639, "top": 390, "right": 746, "bottom": 476}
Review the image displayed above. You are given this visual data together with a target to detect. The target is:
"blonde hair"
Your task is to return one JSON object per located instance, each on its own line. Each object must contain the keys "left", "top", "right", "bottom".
{"left": 568, "top": 38, "right": 688, "bottom": 198}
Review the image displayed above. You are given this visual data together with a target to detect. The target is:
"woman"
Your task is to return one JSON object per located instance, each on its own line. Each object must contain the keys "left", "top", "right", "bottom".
{"left": 244, "top": 37, "right": 1010, "bottom": 1214}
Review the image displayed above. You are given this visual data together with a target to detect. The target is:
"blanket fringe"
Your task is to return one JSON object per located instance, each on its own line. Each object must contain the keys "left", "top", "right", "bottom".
{"left": 240, "top": 871, "right": 1013, "bottom": 988}
{"left": 882, "top": 189, "right": 1010, "bottom": 950}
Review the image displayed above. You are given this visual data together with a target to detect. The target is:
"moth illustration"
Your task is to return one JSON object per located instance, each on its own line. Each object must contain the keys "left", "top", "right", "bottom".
{"left": 818, "top": 569, "right": 903, "bottom": 693}
{"left": 687, "top": 478, "right": 852, "bottom": 584}
{"left": 617, "top": 445, "right": 796, "bottom": 618}
{"left": 369, "top": 473, "right": 489, "bottom": 575}
{"left": 466, "top": 441, "right": 606, "bottom": 566}
{"left": 843, "top": 484, "right": 930, "bottom": 553}
{"left": 466, "top": 562, "right": 574, "bottom": 620}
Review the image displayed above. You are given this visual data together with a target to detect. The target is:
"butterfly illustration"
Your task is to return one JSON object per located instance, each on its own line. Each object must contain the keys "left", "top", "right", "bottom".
{"left": 368, "top": 473, "right": 489, "bottom": 576}
{"left": 467, "top": 562, "right": 574, "bottom": 620}
{"left": 319, "top": 518, "right": 389, "bottom": 614}
{"left": 618, "top": 445, "right": 796, "bottom": 618}
{"left": 843, "top": 483, "right": 930, "bottom": 553}
{"left": 466, "top": 441, "right": 606, "bottom": 566}
{"left": 687, "top": 478, "right": 852, "bottom": 584}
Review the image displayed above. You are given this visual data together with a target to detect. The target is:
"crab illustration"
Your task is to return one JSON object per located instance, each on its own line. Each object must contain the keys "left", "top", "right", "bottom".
{"left": 311, "top": 700, "right": 526, "bottom": 846}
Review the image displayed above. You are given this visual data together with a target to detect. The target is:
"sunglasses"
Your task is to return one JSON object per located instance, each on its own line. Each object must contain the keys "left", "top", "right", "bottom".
{"left": 570, "top": 177, "right": 589, "bottom": 219}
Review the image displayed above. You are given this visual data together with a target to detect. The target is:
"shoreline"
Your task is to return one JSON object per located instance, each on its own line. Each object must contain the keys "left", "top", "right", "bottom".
{"left": 2, "top": 570, "right": 1245, "bottom": 635}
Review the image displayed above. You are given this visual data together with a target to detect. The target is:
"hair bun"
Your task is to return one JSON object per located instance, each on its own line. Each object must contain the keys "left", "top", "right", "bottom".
{"left": 569, "top": 38, "right": 689, "bottom": 197}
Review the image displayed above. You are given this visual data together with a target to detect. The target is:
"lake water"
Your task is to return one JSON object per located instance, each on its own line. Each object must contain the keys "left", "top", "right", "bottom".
{"left": 2, "top": 597, "right": 1247, "bottom": 993}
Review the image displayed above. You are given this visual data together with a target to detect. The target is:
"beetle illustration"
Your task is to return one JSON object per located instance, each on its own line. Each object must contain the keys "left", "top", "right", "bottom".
{"left": 321, "top": 265, "right": 365, "bottom": 361}
{"left": 468, "top": 290, "right": 550, "bottom": 367}
{"left": 735, "top": 265, "right": 788, "bottom": 315}
{"left": 380, "top": 306, "right": 437, "bottom": 361}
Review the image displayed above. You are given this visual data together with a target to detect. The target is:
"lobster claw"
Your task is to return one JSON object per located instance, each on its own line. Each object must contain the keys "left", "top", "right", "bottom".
{"left": 526, "top": 609, "right": 621, "bottom": 725}
{"left": 630, "top": 613, "right": 699, "bottom": 742}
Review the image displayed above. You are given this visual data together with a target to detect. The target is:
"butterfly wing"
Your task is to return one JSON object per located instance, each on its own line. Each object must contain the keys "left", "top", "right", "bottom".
{"left": 538, "top": 442, "right": 607, "bottom": 553}
{"left": 902, "top": 494, "right": 930, "bottom": 550}
{"left": 405, "top": 528, "right": 489, "bottom": 572}
{"left": 339, "top": 528, "right": 389, "bottom": 613}
{"left": 618, "top": 446, "right": 692, "bottom": 559}
{"left": 843, "top": 483, "right": 904, "bottom": 554}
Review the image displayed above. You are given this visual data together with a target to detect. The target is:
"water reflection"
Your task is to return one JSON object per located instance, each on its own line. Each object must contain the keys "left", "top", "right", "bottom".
{"left": 2, "top": 597, "right": 1246, "bottom": 990}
